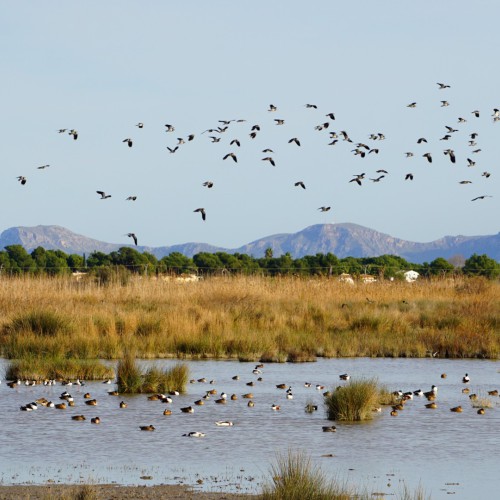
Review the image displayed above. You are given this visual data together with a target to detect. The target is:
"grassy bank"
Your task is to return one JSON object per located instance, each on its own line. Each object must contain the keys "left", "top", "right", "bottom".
{"left": 0, "top": 275, "right": 498, "bottom": 360}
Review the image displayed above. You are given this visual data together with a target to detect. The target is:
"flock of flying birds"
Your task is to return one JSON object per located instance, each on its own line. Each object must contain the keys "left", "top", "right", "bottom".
{"left": 15, "top": 82, "right": 495, "bottom": 247}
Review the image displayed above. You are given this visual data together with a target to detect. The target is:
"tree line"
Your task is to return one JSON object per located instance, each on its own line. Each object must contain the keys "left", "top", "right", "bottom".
{"left": 0, "top": 245, "right": 499, "bottom": 279}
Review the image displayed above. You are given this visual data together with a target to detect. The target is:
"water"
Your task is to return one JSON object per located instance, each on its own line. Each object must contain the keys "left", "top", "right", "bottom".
{"left": 1, "top": 357, "right": 499, "bottom": 498}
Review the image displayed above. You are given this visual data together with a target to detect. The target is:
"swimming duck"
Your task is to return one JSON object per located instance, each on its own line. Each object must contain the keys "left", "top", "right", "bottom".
{"left": 390, "top": 410, "right": 398, "bottom": 416}
{"left": 247, "top": 401, "right": 255, "bottom": 407}
{"left": 304, "top": 382, "right": 312, "bottom": 388}
{"left": 276, "top": 384, "right": 287, "bottom": 390}
{"left": 85, "top": 399, "right": 98, "bottom": 406}
{"left": 425, "top": 403, "right": 437, "bottom": 409}
{"left": 194, "top": 400, "right": 204, "bottom": 406}
{"left": 72, "top": 415, "right": 86, "bottom": 421}
{"left": 84, "top": 393, "right": 91, "bottom": 399}
{"left": 169, "top": 390, "right": 180, "bottom": 396}
{"left": 163, "top": 409, "right": 172, "bottom": 416}
{"left": 161, "top": 396, "right": 173, "bottom": 403}
{"left": 215, "top": 421, "right": 234, "bottom": 426}
{"left": 316, "top": 385, "right": 325, "bottom": 391}
{"left": 271, "top": 404, "right": 281, "bottom": 411}
{"left": 487, "top": 390, "right": 499, "bottom": 396}
{"left": 423, "top": 386, "right": 438, "bottom": 398}
{"left": 119, "top": 401, "right": 127, "bottom": 408}
{"left": 339, "top": 374, "right": 350, "bottom": 381}
{"left": 450, "top": 406, "right": 463, "bottom": 413}
{"left": 140, "top": 425, "right": 155, "bottom": 431}
{"left": 91, "top": 417, "right": 101, "bottom": 424}
{"left": 462, "top": 374, "right": 470, "bottom": 383}
{"left": 180, "top": 406, "right": 194, "bottom": 413}
{"left": 322, "top": 425, "right": 337, "bottom": 432}
{"left": 183, "top": 431, "right": 205, "bottom": 438}
{"left": 441, "top": 373, "right": 447, "bottom": 379}
{"left": 55, "top": 403, "right": 67, "bottom": 410}
{"left": 477, "top": 408, "right": 485, "bottom": 415}
{"left": 469, "top": 394, "right": 477, "bottom": 401}
{"left": 231, "top": 394, "right": 238, "bottom": 400}
{"left": 232, "top": 375, "right": 240, "bottom": 380}
{"left": 108, "top": 391, "right": 119, "bottom": 396}
{"left": 462, "top": 388, "right": 470, "bottom": 394}
{"left": 242, "top": 393, "right": 253, "bottom": 399}
{"left": 214, "top": 398, "right": 227, "bottom": 404}
{"left": 147, "top": 395, "right": 160, "bottom": 401}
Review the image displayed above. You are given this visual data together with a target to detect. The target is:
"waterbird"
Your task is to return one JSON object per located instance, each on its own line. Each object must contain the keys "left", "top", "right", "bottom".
{"left": 215, "top": 421, "right": 234, "bottom": 426}
{"left": 96, "top": 191, "right": 111, "bottom": 199}
{"left": 193, "top": 208, "right": 206, "bottom": 221}
{"left": 126, "top": 233, "right": 138, "bottom": 246}
{"left": 140, "top": 425, "right": 155, "bottom": 431}
{"left": 183, "top": 431, "right": 205, "bottom": 437}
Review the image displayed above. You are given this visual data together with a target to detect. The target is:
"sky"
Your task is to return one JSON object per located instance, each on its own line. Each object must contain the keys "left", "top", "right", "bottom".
{"left": 1, "top": 1, "right": 499, "bottom": 250}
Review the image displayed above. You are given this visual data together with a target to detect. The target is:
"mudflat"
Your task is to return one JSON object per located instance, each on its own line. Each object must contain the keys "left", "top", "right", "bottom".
{"left": 0, "top": 484, "right": 259, "bottom": 499}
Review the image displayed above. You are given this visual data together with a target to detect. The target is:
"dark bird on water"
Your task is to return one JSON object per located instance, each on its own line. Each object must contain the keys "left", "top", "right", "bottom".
{"left": 127, "top": 233, "right": 138, "bottom": 246}
{"left": 194, "top": 208, "right": 206, "bottom": 220}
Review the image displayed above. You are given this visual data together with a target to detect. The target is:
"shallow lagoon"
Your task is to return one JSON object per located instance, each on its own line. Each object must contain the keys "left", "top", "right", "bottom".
{"left": 1, "top": 357, "right": 499, "bottom": 498}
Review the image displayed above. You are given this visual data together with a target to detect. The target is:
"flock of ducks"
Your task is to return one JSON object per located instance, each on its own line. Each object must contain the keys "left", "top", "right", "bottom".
{"left": 7, "top": 366, "right": 499, "bottom": 440}
{"left": 12, "top": 82, "right": 495, "bottom": 248}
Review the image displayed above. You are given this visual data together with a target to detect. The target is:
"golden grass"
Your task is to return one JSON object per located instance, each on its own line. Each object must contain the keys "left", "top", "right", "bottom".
{"left": 0, "top": 274, "right": 498, "bottom": 360}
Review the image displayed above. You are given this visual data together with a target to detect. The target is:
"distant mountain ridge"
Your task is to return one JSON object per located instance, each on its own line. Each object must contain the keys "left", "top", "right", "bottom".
{"left": 0, "top": 223, "right": 498, "bottom": 263}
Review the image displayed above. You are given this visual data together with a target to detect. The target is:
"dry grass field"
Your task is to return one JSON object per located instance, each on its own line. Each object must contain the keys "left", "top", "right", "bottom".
{"left": 0, "top": 275, "right": 498, "bottom": 369}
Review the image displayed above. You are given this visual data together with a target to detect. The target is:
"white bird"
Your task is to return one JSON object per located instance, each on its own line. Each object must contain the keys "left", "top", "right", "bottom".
{"left": 215, "top": 421, "right": 233, "bottom": 426}
{"left": 183, "top": 431, "right": 206, "bottom": 437}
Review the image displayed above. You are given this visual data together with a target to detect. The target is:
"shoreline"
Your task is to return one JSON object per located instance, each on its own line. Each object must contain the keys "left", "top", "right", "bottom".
{"left": 0, "top": 484, "right": 259, "bottom": 499}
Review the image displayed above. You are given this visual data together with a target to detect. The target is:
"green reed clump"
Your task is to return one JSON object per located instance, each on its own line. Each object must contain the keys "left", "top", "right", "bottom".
{"left": 261, "top": 450, "right": 354, "bottom": 500}
{"left": 325, "top": 378, "right": 380, "bottom": 421}
{"left": 117, "top": 353, "right": 189, "bottom": 393}
{"left": 5, "top": 356, "right": 114, "bottom": 381}
{"left": 4, "top": 310, "right": 73, "bottom": 337}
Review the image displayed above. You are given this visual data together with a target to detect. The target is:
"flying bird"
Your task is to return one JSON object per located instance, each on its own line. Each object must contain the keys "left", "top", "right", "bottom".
{"left": 294, "top": 181, "right": 306, "bottom": 189}
{"left": 165, "top": 124, "right": 175, "bottom": 132}
{"left": 288, "top": 137, "right": 301, "bottom": 146}
{"left": 326, "top": 112, "right": 335, "bottom": 120}
{"left": 318, "top": 206, "right": 331, "bottom": 212}
{"left": 405, "top": 173, "right": 414, "bottom": 181}
{"left": 423, "top": 152, "right": 433, "bottom": 163}
{"left": 274, "top": 119, "right": 285, "bottom": 125}
{"left": 471, "top": 110, "right": 480, "bottom": 118}
{"left": 407, "top": 102, "right": 417, "bottom": 108}
{"left": 459, "top": 181, "right": 472, "bottom": 184}
{"left": 471, "top": 195, "right": 492, "bottom": 201}
{"left": 370, "top": 175, "right": 385, "bottom": 182}
{"left": 37, "top": 164, "right": 50, "bottom": 169}
{"left": 230, "top": 139, "right": 241, "bottom": 147}
{"left": 467, "top": 158, "right": 476, "bottom": 167}
{"left": 126, "top": 233, "right": 138, "bottom": 246}
{"left": 417, "top": 138, "right": 427, "bottom": 144}
{"left": 482, "top": 171, "right": 491, "bottom": 178}
{"left": 126, "top": 196, "right": 137, "bottom": 201}
{"left": 437, "top": 82, "right": 450, "bottom": 89}
{"left": 123, "top": 138, "right": 133, "bottom": 147}
{"left": 203, "top": 181, "right": 214, "bottom": 188}
{"left": 135, "top": 122, "right": 144, "bottom": 128}
{"left": 443, "top": 149, "right": 456, "bottom": 163}
{"left": 69, "top": 129, "right": 78, "bottom": 140}
{"left": 305, "top": 104, "right": 317, "bottom": 109}
{"left": 17, "top": 176, "right": 27, "bottom": 185}
{"left": 167, "top": 146, "right": 178, "bottom": 153}
{"left": 194, "top": 208, "right": 206, "bottom": 220}
{"left": 223, "top": 152, "right": 238, "bottom": 163}
{"left": 262, "top": 157, "right": 276, "bottom": 166}
{"left": 96, "top": 191, "right": 111, "bottom": 199}
{"left": 440, "top": 101, "right": 450, "bottom": 107}
{"left": 268, "top": 104, "right": 277, "bottom": 112}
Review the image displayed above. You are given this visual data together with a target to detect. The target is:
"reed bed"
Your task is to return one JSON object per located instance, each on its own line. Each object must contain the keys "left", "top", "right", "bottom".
{"left": 0, "top": 274, "right": 498, "bottom": 360}
{"left": 325, "top": 378, "right": 381, "bottom": 421}
{"left": 5, "top": 356, "right": 114, "bottom": 381}
{"left": 116, "top": 352, "right": 188, "bottom": 393}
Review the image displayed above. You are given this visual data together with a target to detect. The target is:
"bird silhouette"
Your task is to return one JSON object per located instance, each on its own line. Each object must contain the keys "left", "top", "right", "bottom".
{"left": 194, "top": 208, "right": 206, "bottom": 220}
{"left": 123, "top": 138, "right": 133, "bottom": 147}
{"left": 17, "top": 176, "right": 27, "bottom": 185}
{"left": 223, "top": 152, "right": 238, "bottom": 163}
{"left": 471, "top": 195, "right": 492, "bottom": 201}
{"left": 203, "top": 181, "right": 214, "bottom": 188}
{"left": 126, "top": 233, "right": 138, "bottom": 246}
{"left": 126, "top": 196, "right": 137, "bottom": 201}
{"left": 318, "top": 206, "right": 331, "bottom": 212}
{"left": 96, "top": 191, "right": 111, "bottom": 199}
{"left": 262, "top": 157, "right": 275, "bottom": 166}
{"left": 288, "top": 137, "right": 301, "bottom": 146}
{"left": 294, "top": 181, "right": 306, "bottom": 189}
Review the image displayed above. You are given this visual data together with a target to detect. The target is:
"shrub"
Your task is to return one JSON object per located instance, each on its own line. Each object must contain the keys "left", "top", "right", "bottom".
{"left": 5, "top": 310, "right": 73, "bottom": 337}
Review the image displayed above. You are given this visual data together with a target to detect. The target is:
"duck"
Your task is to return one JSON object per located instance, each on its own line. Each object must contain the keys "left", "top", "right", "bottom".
{"left": 215, "top": 421, "right": 234, "bottom": 426}
{"left": 242, "top": 393, "right": 253, "bottom": 399}
{"left": 232, "top": 375, "right": 240, "bottom": 380}
{"left": 441, "top": 373, "right": 447, "bottom": 379}
{"left": 286, "top": 393, "right": 293, "bottom": 400}
{"left": 220, "top": 392, "right": 228, "bottom": 400}
{"left": 183, "top": 431, "right": 205, "bottom": 438}
{"left": 390, "top": 410, "right": 398, "bottom": 416}
{"left": 230, "top": 394, "right": 238, "bottom": 400}
{"left": 462, "top": 388, "right": 470, "bottom": 394}
{"left": 72, "top": 415, "right": 86, "bottom": 421}
{"left": 339, "top": 374, "right": 350, "bottom": 381}
{"left": 450, "top": 406, "right": 463, "bottom": 413}
{"left": 247, "top": 400, "right": 255, "bottom": 407}
{"left": 477, "top": 408, "right": 485, "bottom": 415}
{"left": 425, "top": 403, "right": 437, "bottom": 409}
{"left": 271, "top": 404, "right": 281, "bottom": 411}
{"left": 214, "top": 398, "right": 227, "bottom": 404}
{"left": 85, "top": 399, "right": 98, "bottom": 406}
{"left": 322, "top": 426, "right": 337, "bottom": 432}
{"left": 180, "top": 406, "right": 194, "bottom": 413}
{"left": 469, "top": 394, "right": 478, "bottom": 401}
{"left": 55, "top": 403, "right": 67, "bottom": 410}
{"left": 276, "top": 384, "right": 287, "bottom": 390}
{"left": 119, "top": 401, "right": 127, "bottom": 408}
{"left": 304, "top": 382, "right": 312, "bottom": 388}
{"left": 163, "top": 409, "right": 172, "bottom": 416}
{"left": 487, "top": 390, "right": 499, "bottom": 396}
{"left": 194, "top": 400, "right": 204, "bottom": 406}
{"left": 83, "top": 393, "right": 91, "bottom": 399}
{"left": 108, "top": 391, "right": 119, "bottom": 396}
{"left": 423, "top": 386, "right": 438, "bottom": 398}
{"left": 161, "top": 396, "right": 173, "bottom": 404}
{"left": 316, "top": 385, "right": 325, "bottom": 391}
{"left": 91, "top": 417, "right": 101, "bottom": 424}
{"left": 140, "top": 425, "right": 155, "bottom": 431}
{"left": 462, "top": 373, "right": 470, "bottom": 383}
{"left": 147, "top": 395, "right": 160, "bottom": 401}
{"left": 169, "top": 390, "right": 180, "bottom": 396}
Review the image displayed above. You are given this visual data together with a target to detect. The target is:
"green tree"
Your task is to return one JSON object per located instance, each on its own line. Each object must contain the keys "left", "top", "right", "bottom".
{"left": 160, "top": 252, "right": 195, "bottom": 274}
{"left": 429, "top": 257, "right": 455, "bottom": 276}
{"left": 463, "top": 254, "right": 500, "bottom": 279}
{"left": 5, "top": 245, "right": 36, "bottom": 274}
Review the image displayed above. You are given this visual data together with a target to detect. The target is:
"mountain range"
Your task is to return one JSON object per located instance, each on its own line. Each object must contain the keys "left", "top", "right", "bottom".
{"left": 0, "top": 223, "right": 498, "bottom": 263}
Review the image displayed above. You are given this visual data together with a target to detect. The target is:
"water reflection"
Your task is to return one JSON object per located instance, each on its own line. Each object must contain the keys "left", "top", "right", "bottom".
{"left": 1, "top": 357, "right": 499, "bottom": 498}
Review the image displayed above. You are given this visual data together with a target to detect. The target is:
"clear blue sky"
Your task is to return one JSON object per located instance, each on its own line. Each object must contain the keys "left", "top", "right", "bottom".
{"left": 1, "top": 1, "right": 499, "bottom": 249}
